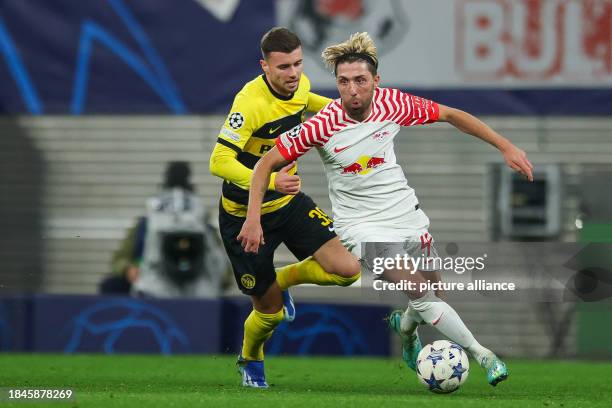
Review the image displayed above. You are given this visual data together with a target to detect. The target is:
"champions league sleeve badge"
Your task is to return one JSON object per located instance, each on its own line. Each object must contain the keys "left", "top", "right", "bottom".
{"left": 228, "top": 112, "right": 245, "bottom": 130}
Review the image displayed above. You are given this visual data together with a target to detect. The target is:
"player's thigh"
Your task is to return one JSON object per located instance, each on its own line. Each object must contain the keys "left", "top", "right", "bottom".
{"left": 394, "top": 220, "right": 441, "bottom": 298}
{"left": 281, "top": 193, "right": 357, "bottom": 276}
{"left": 311, "top": 237, "right": 360, "bottom": 278}
{"left": 218, "top": 207, "right": 282, "bottom": 297}
{"left": 353, "top": 226, "right": 433, "bottom": 297}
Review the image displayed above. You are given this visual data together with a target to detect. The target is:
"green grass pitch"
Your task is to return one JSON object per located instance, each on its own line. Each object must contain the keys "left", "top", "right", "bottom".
{"left": 1, "top": 354, "right": 611, "bottom": 407}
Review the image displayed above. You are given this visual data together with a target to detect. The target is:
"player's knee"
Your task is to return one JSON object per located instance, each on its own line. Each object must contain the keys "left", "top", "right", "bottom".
{"left": 330, "top": 256, "right": 360, "bottom": 279}
{"left": 328, "top": 258, "right": 361, "bottom": 287}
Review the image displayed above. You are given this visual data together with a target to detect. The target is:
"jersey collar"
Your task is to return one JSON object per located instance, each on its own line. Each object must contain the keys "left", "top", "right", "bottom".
{"left": 262, "top": 74, "right": 295, "bottom": 101}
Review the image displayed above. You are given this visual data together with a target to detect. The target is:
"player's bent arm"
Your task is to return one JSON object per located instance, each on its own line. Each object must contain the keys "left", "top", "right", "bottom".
{"left": 247, "top": 147, "right": 290, "bottom": 221}
{"left": 237, "top": 147, "right": 290, "bottom": 253}
{"left": 437, "top": 104, "right": 534, "bottom": 181}
{"left": 209, "top": 143, "right": 277, "bottom": 191}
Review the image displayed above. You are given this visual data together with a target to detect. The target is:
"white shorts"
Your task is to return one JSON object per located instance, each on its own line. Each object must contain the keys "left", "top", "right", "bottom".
{"left": 336, "top": 208, "right": 439, "bottom": 272}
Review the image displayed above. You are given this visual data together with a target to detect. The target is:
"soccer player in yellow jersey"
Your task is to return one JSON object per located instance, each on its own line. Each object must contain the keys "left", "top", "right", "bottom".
{"left": 209, "top": 27, "right": 360, "bottom": 388}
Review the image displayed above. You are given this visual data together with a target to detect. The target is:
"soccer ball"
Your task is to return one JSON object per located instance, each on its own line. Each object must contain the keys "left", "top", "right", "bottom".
{"left": 416, "top": 340, "right": 469, "bottom": 394}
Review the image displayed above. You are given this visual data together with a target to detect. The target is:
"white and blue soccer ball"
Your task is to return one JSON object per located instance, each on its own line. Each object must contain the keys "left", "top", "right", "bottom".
{"left": 416, "top": 340, "right": 470, "bottom": 394}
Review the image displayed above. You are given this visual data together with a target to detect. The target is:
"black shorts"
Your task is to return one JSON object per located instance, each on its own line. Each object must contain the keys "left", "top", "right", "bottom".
{"left": 219, "top": 192, "right": 336, "bottom": 296}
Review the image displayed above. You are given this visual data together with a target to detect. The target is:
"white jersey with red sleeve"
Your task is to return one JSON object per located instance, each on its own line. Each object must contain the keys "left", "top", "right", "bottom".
{"left": 276, "top": 87, "right": 439, "bottom": 231}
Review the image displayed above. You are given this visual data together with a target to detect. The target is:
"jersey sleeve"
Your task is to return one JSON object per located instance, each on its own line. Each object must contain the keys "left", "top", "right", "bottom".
{"left": 209, "top": 142, "right": 278, "bottom": 191}
{"left": 275, "top": 105, "right": 334, "bottom": 162}
{"left": 217, "top": 92, "right": 260, "bottom": 152}
{"left": 307, "top": 92, "right": 332, "bottom": 113}
{"left": 394, "top": 90, "right": 439, "bottom": 126}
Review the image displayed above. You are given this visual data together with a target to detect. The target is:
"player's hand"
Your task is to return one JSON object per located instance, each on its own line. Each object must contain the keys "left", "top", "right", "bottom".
{"left": 502, "top": 144, "right": 534, "bottom": 181}
{"left": 274, "top": 162, "right": 301, "bottom": 195}
{"left": 237, "top": 219, "right": 265, "bottom": 254}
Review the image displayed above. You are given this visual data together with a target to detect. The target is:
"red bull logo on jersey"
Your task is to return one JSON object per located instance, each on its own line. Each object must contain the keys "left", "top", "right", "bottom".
{"left": 341, "top": 154, "right": 386, "bottom": 175}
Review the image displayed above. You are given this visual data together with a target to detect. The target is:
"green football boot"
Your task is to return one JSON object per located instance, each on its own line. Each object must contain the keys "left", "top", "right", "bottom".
{"left": 388, "top": 310, "right": 422, "bottom": 371}
{"left": 481, "top": 354, "right": 509, "bottom": 386}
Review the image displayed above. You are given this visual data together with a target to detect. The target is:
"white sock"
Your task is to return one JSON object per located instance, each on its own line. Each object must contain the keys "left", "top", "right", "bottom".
{"left": 409, "top": 291, "right": 492, "bottom": 366}
{"left": 400, "top": 306, "right": 422, "bottom": 339}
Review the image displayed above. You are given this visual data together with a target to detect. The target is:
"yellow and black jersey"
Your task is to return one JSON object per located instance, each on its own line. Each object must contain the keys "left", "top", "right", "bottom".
{"left": 209, "top": 73, "right": 331, "bottom": 217}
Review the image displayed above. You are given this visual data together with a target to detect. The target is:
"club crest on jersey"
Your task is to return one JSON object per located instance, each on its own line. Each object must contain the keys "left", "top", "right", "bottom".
{"left": 228, "top": 112, "right": 244, "bottom": 130}
{"left": 241, "top": 274, "right": 256, "bottom": 290}
{"left": 373, "top": 130, "right": 391, "bottom": 142}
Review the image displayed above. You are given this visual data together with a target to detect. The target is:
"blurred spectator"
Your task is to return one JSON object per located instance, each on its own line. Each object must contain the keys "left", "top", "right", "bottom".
{"left": 99, "top": 161, "right": 231, "bottom": 298}
{"left": 98, "top": 216, "right": 145, "bottom": 294}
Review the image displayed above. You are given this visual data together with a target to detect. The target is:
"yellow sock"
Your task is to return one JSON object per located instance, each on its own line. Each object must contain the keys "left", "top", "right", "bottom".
{"left": 241, "top": 308, "right": 284, "bottom": 361}
{"left": 275, "top": 257, "right": 360, "bottom": 290}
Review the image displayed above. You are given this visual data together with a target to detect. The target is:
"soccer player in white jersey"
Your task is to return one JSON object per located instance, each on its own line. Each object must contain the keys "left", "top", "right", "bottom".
{"left": 238, "top": 32, "right": 533, "bottom": 387}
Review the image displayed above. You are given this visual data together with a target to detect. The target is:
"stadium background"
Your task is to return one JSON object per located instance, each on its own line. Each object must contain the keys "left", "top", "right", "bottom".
{"left": 1, "top": 0, "right": 611, "bottom": 363}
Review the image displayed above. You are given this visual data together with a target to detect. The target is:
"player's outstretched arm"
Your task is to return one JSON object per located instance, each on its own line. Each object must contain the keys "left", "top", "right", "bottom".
{"left": 438, "top": 105, "right": 534, "bottom": 181}
{"left": 237, "top": 147, "right": 293, "bottom": 253}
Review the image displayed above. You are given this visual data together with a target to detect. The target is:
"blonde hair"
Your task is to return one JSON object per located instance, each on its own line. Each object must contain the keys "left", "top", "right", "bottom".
{"left": 322, "top": 32, "right": 378, "bottom": 75}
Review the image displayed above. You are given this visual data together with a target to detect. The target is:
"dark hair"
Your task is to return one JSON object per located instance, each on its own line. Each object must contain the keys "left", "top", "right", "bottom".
{"left": 163, "top": 161, "right": 193, "bottom": 191}
{"left": 334, "top": 53, "right": 378, "bottom": 76}
{"left": 260, "top": 27, "right": 301, "bottom": 58}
